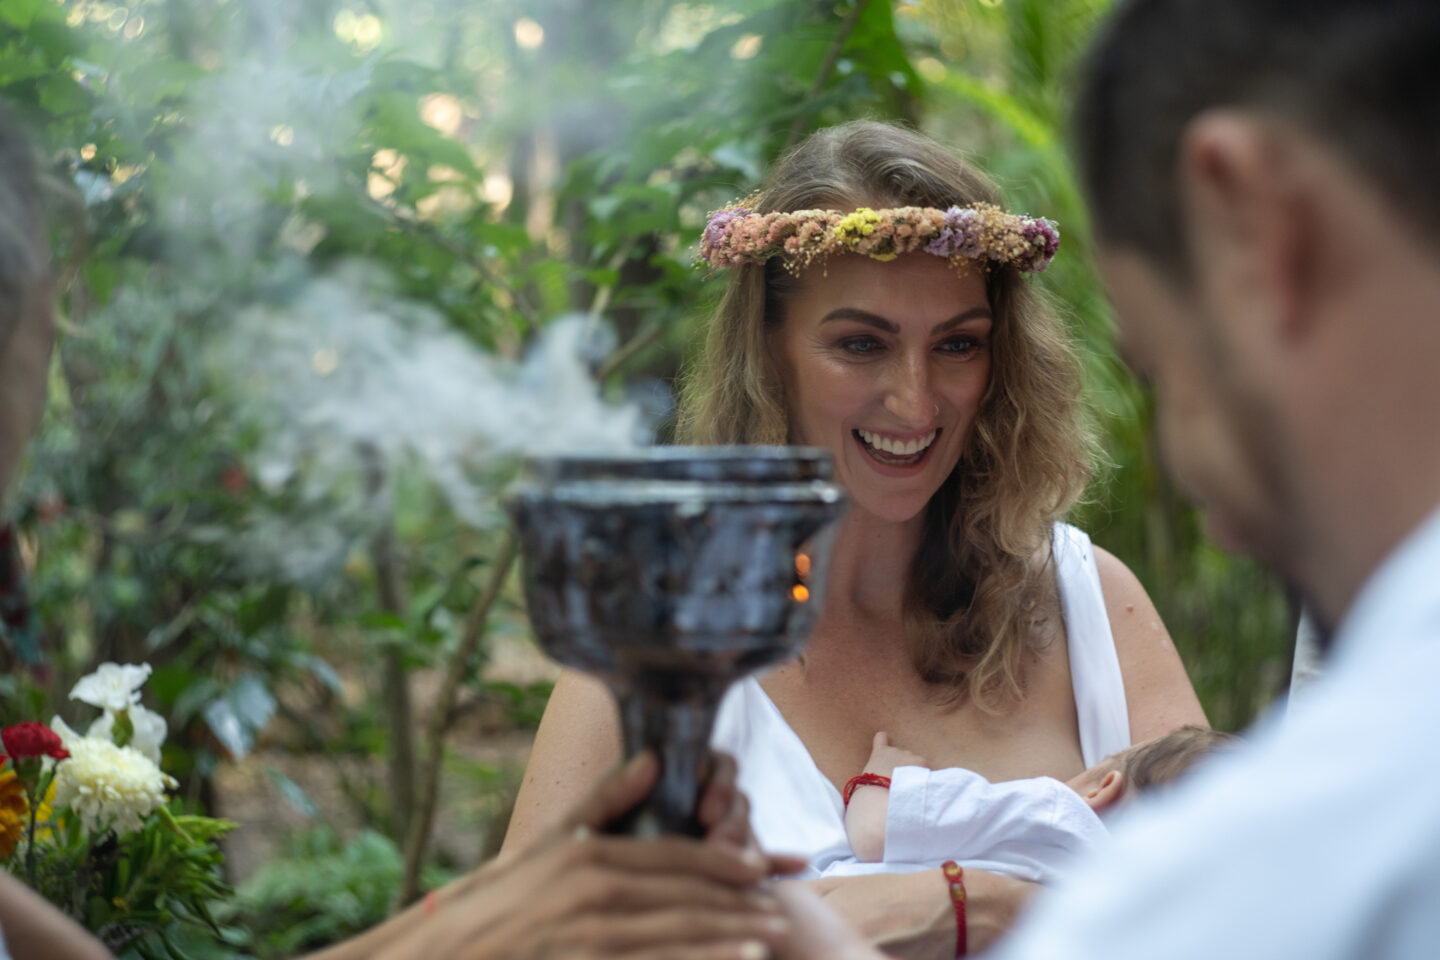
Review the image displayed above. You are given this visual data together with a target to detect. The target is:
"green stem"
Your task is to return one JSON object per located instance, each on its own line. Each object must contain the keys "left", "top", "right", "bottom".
{"left": 156, "top": 804, "right": 194, "bottom": 844}
{"left": 23, "top": 781, "right": 38, "bottom": 886}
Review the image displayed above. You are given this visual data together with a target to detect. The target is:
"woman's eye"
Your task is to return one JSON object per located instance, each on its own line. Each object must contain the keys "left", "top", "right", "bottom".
{"left": 838, "top": 336, "right": 884, "bottom": 356}
{"left": 938, "top": 336, "right": 982, "bottom": 357}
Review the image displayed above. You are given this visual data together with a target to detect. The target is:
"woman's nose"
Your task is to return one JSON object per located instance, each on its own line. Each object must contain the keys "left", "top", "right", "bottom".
{"left": 882, "top": 359, "right": 938, "bottom": 425}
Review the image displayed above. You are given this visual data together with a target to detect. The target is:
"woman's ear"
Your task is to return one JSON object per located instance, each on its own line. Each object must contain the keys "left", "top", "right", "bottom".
{"left": 1082, "top": 769, "right": 1126, "bottom": 815}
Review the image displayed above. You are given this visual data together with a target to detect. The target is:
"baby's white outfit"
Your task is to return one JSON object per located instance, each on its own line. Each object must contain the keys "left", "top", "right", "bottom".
{"left": 834, "top": 764, "right": 1107, "bottom": 882}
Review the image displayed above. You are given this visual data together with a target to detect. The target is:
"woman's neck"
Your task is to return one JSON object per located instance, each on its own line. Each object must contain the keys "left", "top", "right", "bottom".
{"left": 817, "top": 506, "right": 924, "bottom": 621}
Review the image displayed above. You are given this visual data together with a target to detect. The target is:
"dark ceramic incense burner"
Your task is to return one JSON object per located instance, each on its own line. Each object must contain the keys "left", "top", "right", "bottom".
{"left": 507, "top": 447, "right": 844, "bottom": 836}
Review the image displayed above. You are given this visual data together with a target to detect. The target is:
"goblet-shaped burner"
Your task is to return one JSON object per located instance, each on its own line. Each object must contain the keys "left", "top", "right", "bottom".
{"left": 507, "top": 446, "right": 845, "bottom": 836}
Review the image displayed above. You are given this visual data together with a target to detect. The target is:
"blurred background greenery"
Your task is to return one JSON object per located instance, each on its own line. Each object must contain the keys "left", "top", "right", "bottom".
{"left": 0, "top": 0, "right": 1293, "bottom": 954}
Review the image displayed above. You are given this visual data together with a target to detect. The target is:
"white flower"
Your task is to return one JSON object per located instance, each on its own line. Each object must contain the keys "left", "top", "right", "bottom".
{"left": 69, "top": 663, "right": 152, "bottom": 712}
{"left": 87, "top": 705, "right": 168, "bottom": 766}
{"left": 50, "top": 735, "right": 177, "bottom": 836}
{"left": 50, "top": 715, "right": 82, "bottom": 747}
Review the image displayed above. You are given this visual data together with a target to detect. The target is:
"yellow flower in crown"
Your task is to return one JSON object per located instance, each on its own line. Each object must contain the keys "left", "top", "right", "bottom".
{"left": 0, "top": 768, "right": 27, "bottom": 860}
{"left": 834, "top": 208, "right": 883, "bottom": 245}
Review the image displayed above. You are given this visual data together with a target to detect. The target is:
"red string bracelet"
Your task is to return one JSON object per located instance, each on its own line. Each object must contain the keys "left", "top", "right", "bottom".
{"left": 942, "top": 860, "right": 967, "bottom": 957}
{"left": 842, "top": 772, "right": 891, "bottom": 807}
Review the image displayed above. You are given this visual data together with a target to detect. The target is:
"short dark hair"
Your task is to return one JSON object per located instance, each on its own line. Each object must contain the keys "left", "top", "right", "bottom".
{"left": 1074, "top": 0, "right": 1440, "bottom": 282}
{"left": 0, "top": 101, "right": 47, "bottom": 351}
{"left": 1123, "top": 725, "right": 1239, "bottom": 793}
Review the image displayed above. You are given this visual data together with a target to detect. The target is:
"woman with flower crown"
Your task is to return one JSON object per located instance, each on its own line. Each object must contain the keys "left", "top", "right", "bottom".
{"left": 507, "top": 120, "right": 1207, "bottom": 956}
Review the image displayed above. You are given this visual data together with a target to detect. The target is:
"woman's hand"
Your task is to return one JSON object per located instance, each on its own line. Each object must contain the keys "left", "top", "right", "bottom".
{"left": 344, "top": 752, "right": 796, "bottom": 960}
{"left": 808, "top": 868, "right": 1038, "bottom": 959}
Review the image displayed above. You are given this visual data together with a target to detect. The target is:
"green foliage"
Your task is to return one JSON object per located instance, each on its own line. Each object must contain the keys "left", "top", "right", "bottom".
{"left": 16, "top": 798, "right": 238, "bottom": 960}
{"left": 223, "top": 825, "right": 448, "bottom": 959}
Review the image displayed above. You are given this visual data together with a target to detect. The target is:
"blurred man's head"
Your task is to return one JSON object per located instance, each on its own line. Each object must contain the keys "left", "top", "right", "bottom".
{"left": 0, "top": 103, "right": 53, "bottom": 499}
{"left": 1075, "top": 0, "right": 1440, "bottom": 628}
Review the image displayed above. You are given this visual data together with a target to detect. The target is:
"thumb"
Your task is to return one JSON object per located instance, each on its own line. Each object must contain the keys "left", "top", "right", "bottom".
{"left": 564, "top": 751, "right": 659, "bottom": 832}
{"left": 872, "top": 731, "right": 888, "bottom": 751}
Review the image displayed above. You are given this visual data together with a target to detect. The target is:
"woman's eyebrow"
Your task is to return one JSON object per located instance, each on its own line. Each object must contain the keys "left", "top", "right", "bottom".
{"left": 819, "top": 308, "right": 898, "bottom": 332}
{"left": 930, "top": 307, "right": 993, "bottom": 333}
{"left": 818, "top": 306, "right": 992, "bottom": 334}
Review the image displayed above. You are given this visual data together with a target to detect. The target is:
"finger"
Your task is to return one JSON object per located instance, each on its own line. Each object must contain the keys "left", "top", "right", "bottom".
{"left": 873, "top": 730, "right": 888, "bottom": 750}
{"left": 556, "top": 863, "right": 781, "bottom": 915}
{"left": 596, "top": 941, "right": 776, "bottom": 960}
{"left": 705, "top": 788, "right": 752, "bottom": 851}
{"left": 767, "top": 853, "right": 809, "bottom": 877}
{"left": 698, "top": 753, "right": 740, "bottom": 834}
{"left": 564, "top": 751, "right": 659, "bottom": 833}
{"left": 569, "top": 834, "right": 771, "bottom": 886}
{"left": 558, "top": 906, "right": 789, "bottom": 955}
{"left": 771, "top": 881, "right": 882, "bottom": 960}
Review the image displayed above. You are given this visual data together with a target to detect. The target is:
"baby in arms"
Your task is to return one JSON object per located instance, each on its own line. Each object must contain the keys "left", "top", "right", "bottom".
{"left": 834, "top": 725, "right": 1235, "bottom": 884}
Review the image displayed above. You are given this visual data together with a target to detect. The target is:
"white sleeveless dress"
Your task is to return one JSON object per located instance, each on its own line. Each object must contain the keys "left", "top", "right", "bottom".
{"left": 709, "top": 523, "right": 1131, "bottom": 877}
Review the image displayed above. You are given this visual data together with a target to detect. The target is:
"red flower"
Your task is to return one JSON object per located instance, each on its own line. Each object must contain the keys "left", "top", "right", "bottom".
{"left": 0, "top": 722, "right": 70, "bottom": 763}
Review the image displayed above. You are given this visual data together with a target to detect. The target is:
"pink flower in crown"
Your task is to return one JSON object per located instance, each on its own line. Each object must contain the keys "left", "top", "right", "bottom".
{"left": 924, "top": 206, "right": 983, "bottom": 259}
{"left": 1016, "top": 217, "right": 1060, "bottom": 273}
{"left": 702, "top": 208, "right": 747, "bottom": 257}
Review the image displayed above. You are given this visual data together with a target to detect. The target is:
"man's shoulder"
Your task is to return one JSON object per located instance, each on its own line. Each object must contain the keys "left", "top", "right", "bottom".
{"left": 993, "top": 635, "right": 1440, "bottom": 960}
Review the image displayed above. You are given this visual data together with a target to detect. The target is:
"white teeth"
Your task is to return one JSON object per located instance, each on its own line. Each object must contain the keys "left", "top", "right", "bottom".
{"left": 858, "top": 429, "right": 936, "bottom": 457}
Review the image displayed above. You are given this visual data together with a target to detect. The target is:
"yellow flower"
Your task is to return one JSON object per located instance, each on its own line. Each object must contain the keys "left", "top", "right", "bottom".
{"left": 33, "top": 780, "right": 54, "bottom": 840}
{"left": 835, "top": 208, "right": 882, "bottom": 246}
{"left": 0, "top": 768, "right": 27, "bottom": 860}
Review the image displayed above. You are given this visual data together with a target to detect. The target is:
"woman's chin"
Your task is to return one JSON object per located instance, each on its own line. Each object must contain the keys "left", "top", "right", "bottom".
{"left": 832, "top": 445, "right": 955, "bottom": 526}
{"left": 839, "top": 484, "right": 935, "bottom": 526}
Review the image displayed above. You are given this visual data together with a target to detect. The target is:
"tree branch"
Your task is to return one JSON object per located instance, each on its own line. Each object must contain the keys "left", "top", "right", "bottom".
{"left": 398, "top": 532, "right": 518, "bottom": 906}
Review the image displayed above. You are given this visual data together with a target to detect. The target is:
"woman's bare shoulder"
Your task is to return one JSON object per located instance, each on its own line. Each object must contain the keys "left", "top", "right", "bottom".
{"left": 1092, "top": 545, "right": 1210, "bottom": 740}
{"left": 500, "top": 668, "right": 622, "bottom": 856}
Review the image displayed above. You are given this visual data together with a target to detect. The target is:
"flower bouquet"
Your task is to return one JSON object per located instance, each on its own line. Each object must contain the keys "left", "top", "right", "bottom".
{"left": 1, "top": 663, "right": 238, "bottom": 958}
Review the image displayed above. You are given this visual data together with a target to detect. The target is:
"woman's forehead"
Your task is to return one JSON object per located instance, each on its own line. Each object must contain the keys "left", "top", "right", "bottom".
{"left": 787, "top": 253, "right": 991, "bottom": 318}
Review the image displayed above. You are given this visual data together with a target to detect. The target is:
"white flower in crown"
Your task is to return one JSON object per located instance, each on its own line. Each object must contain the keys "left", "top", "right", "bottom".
{"left": 69, "top": 662, "right": 152, "bottom": 712}
{"left": 49, "top": 730, "right": 176, "bottom": 836}
{"left": 87, "top": 704, "right": 168, "bottom": 766}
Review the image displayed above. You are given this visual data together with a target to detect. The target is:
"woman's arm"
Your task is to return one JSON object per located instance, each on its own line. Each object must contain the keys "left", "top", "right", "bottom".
{"left": 810, "top": 868, "right": 1037, "bottom": 959}
{"left": 500, "top": 668, "right": 624, "bottom": 856}
{"left": 0, "top": 873, "right": 110, "bottom": 960}
{"left": 1093, "top": 546, "right": 1210, "bottom": 741}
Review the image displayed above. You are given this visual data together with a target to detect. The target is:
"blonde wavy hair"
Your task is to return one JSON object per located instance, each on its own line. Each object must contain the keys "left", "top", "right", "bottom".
{"left": 677, "top": 121, "right": 1098, "bottom": 710}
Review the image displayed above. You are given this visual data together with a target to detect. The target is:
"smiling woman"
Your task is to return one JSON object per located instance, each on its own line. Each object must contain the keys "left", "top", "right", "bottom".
{"left": 502, "top": 121, "right": 1208, "bottom": 958}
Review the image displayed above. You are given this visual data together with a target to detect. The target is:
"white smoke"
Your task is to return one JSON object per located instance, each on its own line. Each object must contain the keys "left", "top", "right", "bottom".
{"left": 216, "top": 262, "right": 648, "bottom": 583}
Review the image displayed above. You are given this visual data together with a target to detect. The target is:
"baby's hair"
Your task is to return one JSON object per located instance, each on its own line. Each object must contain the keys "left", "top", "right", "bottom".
{"left": 1122, "top": 725, "right": 1239, "bottom": 793}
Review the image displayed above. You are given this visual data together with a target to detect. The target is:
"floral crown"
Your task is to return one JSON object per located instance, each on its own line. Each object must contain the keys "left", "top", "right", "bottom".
{"left": 698, "top": 200, "right": 1060, "bottom": 274}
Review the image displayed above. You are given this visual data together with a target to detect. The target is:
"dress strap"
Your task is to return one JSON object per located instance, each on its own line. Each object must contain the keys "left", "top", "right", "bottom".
{"left": 1053, "top": 523, "right": 1131, "bottom": 767}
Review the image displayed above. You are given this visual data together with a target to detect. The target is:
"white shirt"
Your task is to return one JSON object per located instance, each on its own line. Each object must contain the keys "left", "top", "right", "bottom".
{"left": 994, "top": 505, "right": 1440, "bottom": 959}
{"left": 823, "top": 765, "right": 1107, "bottom": 882}
{"left": 712, "top": 524, "right": 1131, "bottom": 877}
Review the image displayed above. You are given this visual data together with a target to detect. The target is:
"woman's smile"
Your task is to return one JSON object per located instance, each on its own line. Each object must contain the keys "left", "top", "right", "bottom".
{"left": 853, "top": 427, "right": 941, "bottom": 473}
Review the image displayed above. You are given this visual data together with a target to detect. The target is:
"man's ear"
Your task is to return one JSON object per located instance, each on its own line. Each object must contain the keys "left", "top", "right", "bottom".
{"left": 1179, "top": 111, "right": 1317, "bottom": 345}
{"left": 1082, "top": 770, "right": 1126, "bottom": 815}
